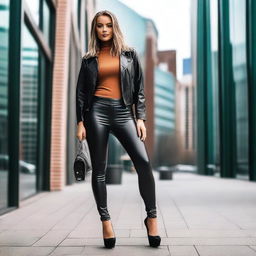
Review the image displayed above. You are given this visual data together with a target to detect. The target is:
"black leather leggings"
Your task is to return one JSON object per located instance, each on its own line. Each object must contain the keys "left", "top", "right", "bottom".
{"left": 84, "top": 95, "right": 157, "bottom": 221}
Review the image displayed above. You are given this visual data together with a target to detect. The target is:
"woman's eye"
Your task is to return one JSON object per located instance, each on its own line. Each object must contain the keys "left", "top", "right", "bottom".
{"left": 97, "top": 24, "right": 112, "bottom": 28}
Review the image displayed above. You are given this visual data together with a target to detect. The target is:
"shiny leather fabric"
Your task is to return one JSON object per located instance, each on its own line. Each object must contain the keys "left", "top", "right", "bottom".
{"left": 84, "top": 96, "right": 157, "bottom": 221}
{"left": 76, "top": 49, "right": 146, "bottom": 124}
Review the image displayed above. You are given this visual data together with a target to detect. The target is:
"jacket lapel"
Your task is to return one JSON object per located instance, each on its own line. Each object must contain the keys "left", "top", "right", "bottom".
{"left": 120, "top": 51, "right": 131, "bottom": 71}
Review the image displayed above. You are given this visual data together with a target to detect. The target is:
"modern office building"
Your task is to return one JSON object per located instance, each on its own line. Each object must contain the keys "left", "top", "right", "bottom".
{"left": 0, "top": 0, "right": 95, "bottom": 214}
{"left": 153, "top": 66, "right": 176, "bottom": 166}
{"left": 175, "top": 58, "right": 195, "bottom": 165}
{"left": 192, "top": 0, "right": 256, "bottom": 181}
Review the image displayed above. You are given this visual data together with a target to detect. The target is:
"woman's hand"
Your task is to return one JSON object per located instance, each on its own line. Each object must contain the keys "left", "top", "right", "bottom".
{"left": 136, "top": 119, "right": 146, "bottom": 141}
{"left": 77, "top": 121, "right": 86, "bottom": 141}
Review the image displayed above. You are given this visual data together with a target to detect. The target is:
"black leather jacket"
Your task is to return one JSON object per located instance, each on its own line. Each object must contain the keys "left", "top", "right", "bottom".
{"left": 76, "top": 49, "right": 146, "bottom": 124}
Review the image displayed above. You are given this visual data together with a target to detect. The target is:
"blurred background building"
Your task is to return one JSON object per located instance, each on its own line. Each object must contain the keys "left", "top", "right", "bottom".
{"left": 191, "top": 0, "right": 256, "bottom": 181}
{"left": 0, "top": 0, "right": 255, "bottom": 216}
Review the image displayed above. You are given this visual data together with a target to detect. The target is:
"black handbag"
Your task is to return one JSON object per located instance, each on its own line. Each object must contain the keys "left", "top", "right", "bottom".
{"left": 73, "top": 138, "right": 92, "bottom": 181}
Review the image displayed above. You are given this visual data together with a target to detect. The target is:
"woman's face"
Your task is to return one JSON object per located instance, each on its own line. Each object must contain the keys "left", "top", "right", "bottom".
{"left": 96, "top": 15, "right": 113, "bottom": 42}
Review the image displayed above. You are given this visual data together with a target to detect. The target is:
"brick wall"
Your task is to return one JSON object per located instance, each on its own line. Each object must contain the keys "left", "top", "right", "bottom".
{"left": 50, "top": 0, "right": 71, "bottom": 190}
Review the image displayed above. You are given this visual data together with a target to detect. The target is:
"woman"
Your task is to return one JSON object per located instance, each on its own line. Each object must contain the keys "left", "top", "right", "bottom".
{"left": 76, "top": 10, "right": 161, "bottom": 249}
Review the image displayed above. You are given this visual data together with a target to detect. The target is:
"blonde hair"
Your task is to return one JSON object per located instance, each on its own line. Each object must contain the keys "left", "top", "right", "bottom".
{"left": 83, "top": 10, "right": 134, "bottom": 59}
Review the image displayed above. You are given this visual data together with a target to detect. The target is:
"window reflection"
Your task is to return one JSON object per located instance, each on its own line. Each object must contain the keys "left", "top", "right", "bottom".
{"left": 19, "top": 25, "right": 39, "bottom": 199}
{"left": 25, "top": 0, "right": 39, "bottom": 26}
{"left": 0, "top": 0, "right": 9, "bottom": 210}
{"left": 210, "top": 0, "right": 220, "bottom": 173}
{"left": 43, "top": 0, "right": 50, "bottom": 46}
{"left": 229, "top": 0, "right": 249, "bottom": 177}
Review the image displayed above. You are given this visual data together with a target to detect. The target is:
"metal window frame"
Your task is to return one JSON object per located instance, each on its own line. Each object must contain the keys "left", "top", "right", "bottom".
{"left": 218, "top": 0, "right": 237, "bottom": 178}
{"left": 7, "top": 0, "right": 55, "bottom": 211}
{"left": 246, "top": 0, "right": 256, "bottom": 181}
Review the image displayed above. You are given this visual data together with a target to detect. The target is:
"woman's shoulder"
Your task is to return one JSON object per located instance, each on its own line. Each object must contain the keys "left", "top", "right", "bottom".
{"left": 82, "top": 51, "right": 94, "bottom": 60}
{"left": 122, "top": 47, "right": 138, "bottom": 58}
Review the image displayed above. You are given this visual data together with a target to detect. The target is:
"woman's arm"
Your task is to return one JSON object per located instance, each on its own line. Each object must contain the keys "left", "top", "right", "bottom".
{"left": 133, "top": 50, "right": 146, "bottom": 122}
{"left": 76, "top": 58, "right": 87, "bottom": 125}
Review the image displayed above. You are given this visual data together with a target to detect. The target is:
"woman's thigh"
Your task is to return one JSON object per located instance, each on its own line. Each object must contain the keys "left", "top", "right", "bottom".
{"left": 84, "top": 101, "right": 111, "bottom": 169}
{"left": 111, "top": 108, "right": 150, "bottom": 169}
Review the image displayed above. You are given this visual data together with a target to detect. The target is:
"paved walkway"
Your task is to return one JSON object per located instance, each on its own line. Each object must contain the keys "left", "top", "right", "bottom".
{"left": 1, "top": 171, "right": 256, "bottom": 256}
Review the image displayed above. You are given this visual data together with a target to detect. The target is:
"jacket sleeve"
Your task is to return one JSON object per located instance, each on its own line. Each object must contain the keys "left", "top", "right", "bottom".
{"left": 76, "top": 58, "right": 87, "bottom": 124}
{"left": 133, "top": 50, "right": 146, "bottom": 121}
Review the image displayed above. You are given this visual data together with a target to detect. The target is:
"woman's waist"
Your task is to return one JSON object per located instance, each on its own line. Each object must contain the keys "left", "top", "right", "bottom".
{"left": 92, "top": 95, "right": 124, "bottom": 105}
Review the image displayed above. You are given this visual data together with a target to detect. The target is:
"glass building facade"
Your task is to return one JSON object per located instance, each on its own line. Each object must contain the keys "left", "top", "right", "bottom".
{"left": 153, "top": 67, "right": 176, "bottom": 166}
{"left": 0, "top": 0, "right": 93, "bottom": 214}
{"left": 0, "top": 0, "right": 55, "bottom": 214}
{"left": 193, "top": 0, "right": 256, "bottom": 181}
{"left": 154, "top": 67, "right": 175, "bottom": 135}
{"left": 0, "top": 0, "right": 10, "bottom": 211}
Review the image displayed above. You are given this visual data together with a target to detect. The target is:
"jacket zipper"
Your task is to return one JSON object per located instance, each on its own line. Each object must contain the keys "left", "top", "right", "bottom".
{"left": 119, "top": 53, "right": 126, "bottom": 105}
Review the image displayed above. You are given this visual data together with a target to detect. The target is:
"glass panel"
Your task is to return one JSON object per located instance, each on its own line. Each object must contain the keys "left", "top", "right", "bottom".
{"left": 43, "top": 0, "right": 50, "bottom": 46}
{"left": 229, "top": 0, "right": 248, "bottom": 178}
{"left": 25, "top": 0, "right": 39, "bottom": 26}
{"left": 209, "top": 0, "right": 220, "bottom": 174}
{"left": 154, "top": 67, "right": 176, "bottom": 166}
{"left": 19, "top": 25, "right": 39, "bottom": 199}
{"left": 0, "top": 0, "right": 10, "bottom": 210}
{"left": 73, "top": 0, "right": 78, "bottom": 16}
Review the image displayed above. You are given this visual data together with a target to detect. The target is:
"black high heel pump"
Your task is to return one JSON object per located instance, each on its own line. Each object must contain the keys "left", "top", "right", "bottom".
{"left": 144, "top": 217, "right": 161, "bottom": 247}
{"left": 103, "top": 221, "right": 116, "bottom": 249}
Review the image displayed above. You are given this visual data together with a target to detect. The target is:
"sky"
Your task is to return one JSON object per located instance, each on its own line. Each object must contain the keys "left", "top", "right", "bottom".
{"left": 119, "top": 0, "right": 192, "bottom": 79}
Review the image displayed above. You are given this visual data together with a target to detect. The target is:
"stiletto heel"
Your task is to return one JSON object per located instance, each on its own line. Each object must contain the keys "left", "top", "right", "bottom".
{"left": 144, "top": 217, "right": 161, "bottom": 247}
{"left": 103, "top": 221, "right": 116, "bottom": 249}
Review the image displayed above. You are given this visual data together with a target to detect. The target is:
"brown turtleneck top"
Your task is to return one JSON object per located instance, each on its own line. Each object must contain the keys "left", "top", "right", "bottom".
{"left": 94, "top": 41, "right": 122, "bottom": 99}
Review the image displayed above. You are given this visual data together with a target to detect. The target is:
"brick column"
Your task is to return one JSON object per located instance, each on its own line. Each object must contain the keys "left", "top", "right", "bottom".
{"left": 50, "top": 0, "right": 71, "bottom": 190}
{"left": 145, "top": 36, "right": 155, "bottom": 162}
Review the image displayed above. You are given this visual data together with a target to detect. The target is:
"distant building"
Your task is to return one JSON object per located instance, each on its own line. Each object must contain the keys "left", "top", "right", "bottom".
{"left": 175, "top": 58, "right": 196, "bottom": 165}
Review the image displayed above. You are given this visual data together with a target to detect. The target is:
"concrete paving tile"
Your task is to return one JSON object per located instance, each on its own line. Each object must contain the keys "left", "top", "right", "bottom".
{"left": 69, "top": 227, "right": 129, "bottom": 238}
{"left": 49, "top": 246, "right": 85, "bottom": 256}
{"left": 166, "top": 229, "right": 248, "bottom": 238}
{"left": 196, "top": 245, "right": 256, "bottom": 256}
{"left": 242, "top": 230, "right": 256, "bottom": 237}
{"left": 1, "top": 172, "right": 256, "bottom": 255}
{"left": 59, "top": 238, "right": 87, "bottom": 247}
{"left": 33, "top": 230, "right": 71, "bottom": 246}
{"left": 0, "top": 246, "right": 55, "bottom": 256}
{"left": 160, "top": 237, "right": 256, "bottom": 246}
{"left": 239, "top": 224, "right": 256, "bottom": 229}
{"left": 187, "top": 223, "right": 240, "bottom": 229}
{"left": 164, "top": 223, "right": 191, "bottom": 229}
{"left": 69, "top": 226, "right": 101, "bottom": 238}
{"left": 0, "top": 230, "right": 47, "bottom": 246}
{"left": 168, "top": 245, "right": 198, "bottom": 256}
{"left": 81, "top": 245, "right": 170, "bottom": 256}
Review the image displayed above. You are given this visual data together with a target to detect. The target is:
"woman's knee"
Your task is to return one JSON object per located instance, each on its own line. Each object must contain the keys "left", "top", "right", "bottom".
{"left": 134, "top": 157, "right": 152, "bottom": 173}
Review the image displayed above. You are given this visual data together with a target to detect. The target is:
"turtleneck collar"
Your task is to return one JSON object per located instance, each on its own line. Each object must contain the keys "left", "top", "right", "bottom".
{"left": 100, "top": 39, "right": 113, "bottom": 49}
